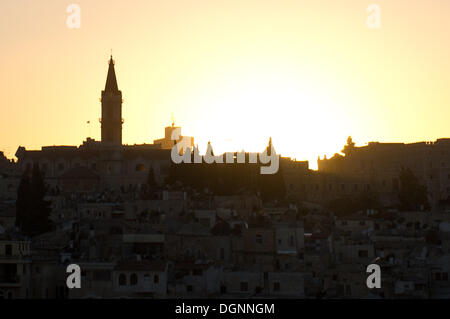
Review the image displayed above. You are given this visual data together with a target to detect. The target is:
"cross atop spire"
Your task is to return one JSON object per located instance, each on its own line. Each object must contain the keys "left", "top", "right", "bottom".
{"left": 105, "top": 55, "right": 118, "bottom": 92}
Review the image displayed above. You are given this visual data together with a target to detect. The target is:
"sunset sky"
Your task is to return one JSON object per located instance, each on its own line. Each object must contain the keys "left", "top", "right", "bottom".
{"left": 1, "top": 0, "right": 450, "bottom": 169}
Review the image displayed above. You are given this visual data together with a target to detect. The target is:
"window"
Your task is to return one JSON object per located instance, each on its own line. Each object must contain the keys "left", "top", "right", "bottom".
{"left": 359, "top": 221, "right": 365, "bottom": 226}
{"left": 255, "top": 234, "right": 263, "bottom": 244}
{"left": 118, "top": 273, "right": 127, "bottom": 286}
{"left": 358, "top": 250, "right": 368, "bottom": 258}
{"left": 154, "top": 274, "right": 159, "bottom": 284}
{"left": 240, "top": 282, "right": 248, "bottom": 292}
{"left": 5, "top": 244, "right": 12, "bottom": 256}
{"left": 130, "top": 273, "right": 138, "bottom": 286}
{"left": 436, "top": 273, "right": 442, "bottom": 281}
{"left": 273, "top": 282, "right": 280, "bottom": 292}
{"left": 58, "top": 163, "right": 65, "bottom": 171}
{"left": 443, "top": 273, "right": 448, "bottom": 281}
{"left": 187, "top": 285, "right": 193, "bottom": 292}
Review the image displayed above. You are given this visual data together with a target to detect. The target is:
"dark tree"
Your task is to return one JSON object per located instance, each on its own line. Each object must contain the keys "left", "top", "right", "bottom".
{"left": 15, "top": 163, "right": 52, "bottom": 236}
{"left": 342, "top": 136, "right": 356, "bottom": 155}
{"left": 397, "top": 168, "right": 429, "bottom": 211}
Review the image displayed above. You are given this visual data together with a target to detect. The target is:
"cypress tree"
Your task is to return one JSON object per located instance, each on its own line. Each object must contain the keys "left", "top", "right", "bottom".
{"left": 16, "top": 163, "right": 52, "bottom": 236}
{"left": 30, "top": 162, "right": 52, "bottom": 235}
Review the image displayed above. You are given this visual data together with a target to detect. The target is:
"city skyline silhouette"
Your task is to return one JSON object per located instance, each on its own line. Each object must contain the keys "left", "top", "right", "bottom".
{"left": 1, "top": 0, "right": 450, "bottom": 169}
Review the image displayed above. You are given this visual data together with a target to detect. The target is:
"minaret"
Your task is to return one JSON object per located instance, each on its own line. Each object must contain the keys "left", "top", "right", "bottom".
{"left": 100, "top": 55, "right": 123, "bottom": 145}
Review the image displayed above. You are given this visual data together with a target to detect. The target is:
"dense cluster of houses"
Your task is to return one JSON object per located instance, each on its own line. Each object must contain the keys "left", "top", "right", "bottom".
{"left": 2, "top": 172, "right": 450, "bottom": 299}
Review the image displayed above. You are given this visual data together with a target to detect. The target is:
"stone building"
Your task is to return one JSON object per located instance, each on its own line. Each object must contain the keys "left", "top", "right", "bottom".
{"left": 317, "top": 137, "right": 450, "bottom": 207}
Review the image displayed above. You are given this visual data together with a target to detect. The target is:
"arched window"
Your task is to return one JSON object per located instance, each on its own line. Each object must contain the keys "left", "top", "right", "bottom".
{"left": 118, "top": 273, "right": 127, "bottom": 286}
{"left": 130, "top": 273, "right": 138, "bottom": 286}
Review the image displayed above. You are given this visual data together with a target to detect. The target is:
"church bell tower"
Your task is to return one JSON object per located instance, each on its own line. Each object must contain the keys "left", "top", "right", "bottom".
{"left": 100, "top": 55, "right": 123, "bottom": 145}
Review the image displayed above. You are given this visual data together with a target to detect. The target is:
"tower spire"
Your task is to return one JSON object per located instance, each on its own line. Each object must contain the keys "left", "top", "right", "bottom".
{"left": 105, "top": 55, "right": 118, "bottom": 92}
{"left": 101, "top": 54, "right": 123, "bottom": 145}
